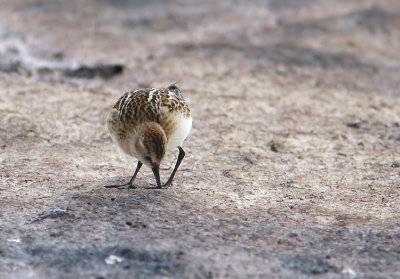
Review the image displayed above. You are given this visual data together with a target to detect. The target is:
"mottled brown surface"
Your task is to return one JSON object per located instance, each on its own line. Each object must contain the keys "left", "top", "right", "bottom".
{"left": 0, "top": 0, "right": 400, "bottom": 278}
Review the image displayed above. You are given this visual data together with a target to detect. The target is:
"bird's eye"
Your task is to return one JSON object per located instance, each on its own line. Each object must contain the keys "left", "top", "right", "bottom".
{"left": 168, "top": 84, "right": 178, "bottom": 91}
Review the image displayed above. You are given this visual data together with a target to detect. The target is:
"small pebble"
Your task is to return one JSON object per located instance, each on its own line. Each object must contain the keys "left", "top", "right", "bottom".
{"left": 346, "top": 120, "right": 361, "bottom": 128}
{"left": 342, "top": 267, "right": 357, "bottom": 278}
{"left": 105, "top": 254, "right": 124, "bottom": 265}
{"left": 270, "top": 142, "right": 279, "bottom": 152}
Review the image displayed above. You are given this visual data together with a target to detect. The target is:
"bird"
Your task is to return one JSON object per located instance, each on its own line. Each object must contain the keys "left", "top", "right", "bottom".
{"left": 105, "top": 84, "right": 192, "bottom": 189}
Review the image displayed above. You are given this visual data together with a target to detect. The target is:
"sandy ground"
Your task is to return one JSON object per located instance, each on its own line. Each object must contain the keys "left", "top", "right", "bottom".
{"left": 0, "top": 0, "right": 400, "bottom": 278}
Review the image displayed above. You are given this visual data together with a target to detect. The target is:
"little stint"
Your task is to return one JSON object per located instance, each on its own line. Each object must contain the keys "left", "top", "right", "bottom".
{"left": 105, "top": 84, "right": 192, "bottom": 189}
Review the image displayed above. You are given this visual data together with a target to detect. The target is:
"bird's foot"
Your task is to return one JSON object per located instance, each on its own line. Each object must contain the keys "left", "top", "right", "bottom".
{"left": 145, "top": 182, "right": 172, "bottom": 190}
{"left": 162, "top": 181, "right": 173, "bottom": 188}
{"left": 104, "top": 183, "right": 137, "bottom": 189}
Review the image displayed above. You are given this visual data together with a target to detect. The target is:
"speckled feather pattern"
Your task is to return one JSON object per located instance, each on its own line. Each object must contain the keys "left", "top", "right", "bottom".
{"left": 107, "top": 85, "right": 192, "bottom": 167}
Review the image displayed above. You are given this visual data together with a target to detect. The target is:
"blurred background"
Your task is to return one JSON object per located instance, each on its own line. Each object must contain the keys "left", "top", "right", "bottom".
{"left": 1, "top": 0, "right": 399, "bottom": 93}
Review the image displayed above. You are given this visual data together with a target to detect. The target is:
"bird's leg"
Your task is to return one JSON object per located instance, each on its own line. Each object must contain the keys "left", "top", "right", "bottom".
{"left": 105, "top": 161, "right": 143, "bottom": 189}
{"left": 162, "top": 147, "right": 185, "bottom": 188}
{"left": 145, "top": 147, "right": 185, "bottom": 190}
{"left": 145, "top": 165, "right": 162, "bottom": 189}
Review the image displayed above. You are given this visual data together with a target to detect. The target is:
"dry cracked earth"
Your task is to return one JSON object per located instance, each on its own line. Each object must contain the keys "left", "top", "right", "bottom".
{"left": 0, "top": 0, "right": 400, "bottom": 278}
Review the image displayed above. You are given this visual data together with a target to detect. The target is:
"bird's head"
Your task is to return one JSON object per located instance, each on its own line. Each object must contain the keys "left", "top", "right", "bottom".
{"left": 167, "top": 83, "right": 184, "bottom": 99}
{"left": 138, "top": 122, "right": 167, "bottom": 168}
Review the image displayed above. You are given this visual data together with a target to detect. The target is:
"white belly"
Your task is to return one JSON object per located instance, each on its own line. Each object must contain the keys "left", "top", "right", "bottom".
{"left": 167, "top": 116, "right": 192, "bottom": 151}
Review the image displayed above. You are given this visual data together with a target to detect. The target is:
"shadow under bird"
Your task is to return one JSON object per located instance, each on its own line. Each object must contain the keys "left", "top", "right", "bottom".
{"left": 105, "top": 84, "right": 192, "bottom": 189}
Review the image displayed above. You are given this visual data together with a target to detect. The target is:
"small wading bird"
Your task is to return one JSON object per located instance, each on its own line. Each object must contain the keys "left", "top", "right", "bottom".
{"left": 105, "top": 84, "right": 192, "bottom": 189}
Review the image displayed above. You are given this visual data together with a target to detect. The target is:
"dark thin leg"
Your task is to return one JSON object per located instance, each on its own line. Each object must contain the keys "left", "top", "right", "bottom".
{"left": 145, "top": 147, "right": 186, "bottom": 190}
{"left": 105, "top": 161, "right": 143, "bottom": 189}
{"left": 145, "top": 165, "right": 162, "bottom": 189}
{"left": 162, "top": 147, "right": 185, "bottom": 188}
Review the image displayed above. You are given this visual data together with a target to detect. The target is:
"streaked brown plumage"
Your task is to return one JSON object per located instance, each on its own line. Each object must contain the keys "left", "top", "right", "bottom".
{"left": 105, "top": 84, "right": 192, "bottom": 189}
